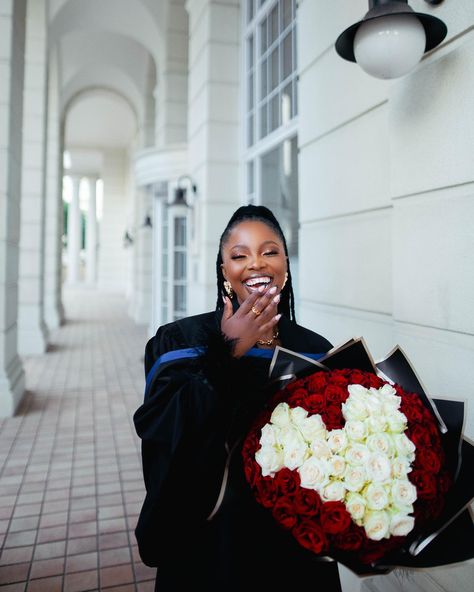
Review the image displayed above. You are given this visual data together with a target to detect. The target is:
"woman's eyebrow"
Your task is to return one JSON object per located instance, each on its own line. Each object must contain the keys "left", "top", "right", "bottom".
{"left": 230, "top": 240, "right": 280, "bottom": 250}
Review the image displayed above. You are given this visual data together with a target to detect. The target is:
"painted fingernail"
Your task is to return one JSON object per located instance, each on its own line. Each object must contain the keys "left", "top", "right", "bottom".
{"left": 273, "top": 294, "right": 280, "bottom": 304}
{"left": 258, "top": 285, "right": 266, "bottom": 293}
{"left": 269, "top": 286, "right": 277, "bottom": 294}
{"left": 274, "top": 313, "right": 282, "bottom": 321}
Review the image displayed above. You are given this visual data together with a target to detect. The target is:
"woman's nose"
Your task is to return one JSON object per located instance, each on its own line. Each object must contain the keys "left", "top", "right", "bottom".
{"left": 248, "top": 254, "right": 266, "bottom": 269}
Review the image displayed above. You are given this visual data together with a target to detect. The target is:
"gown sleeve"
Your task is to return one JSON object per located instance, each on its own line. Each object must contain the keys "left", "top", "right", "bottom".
{"left": 133, "top": 320, "right": 268, "bottom": 567}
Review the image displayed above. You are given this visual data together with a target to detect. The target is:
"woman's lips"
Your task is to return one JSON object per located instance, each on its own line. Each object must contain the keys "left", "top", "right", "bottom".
{"left": 243, "top": 276, "right": 273, "bottom": 293}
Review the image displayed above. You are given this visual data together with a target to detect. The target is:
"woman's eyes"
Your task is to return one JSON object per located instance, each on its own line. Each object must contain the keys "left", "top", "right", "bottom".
{"left": 231, "top": 251, "right": 278, "bottom": 260}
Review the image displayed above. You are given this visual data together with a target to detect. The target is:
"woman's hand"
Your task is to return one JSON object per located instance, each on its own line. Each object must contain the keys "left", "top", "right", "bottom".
{"left": 221, "top": 286, "right": 281, "bottom": 358}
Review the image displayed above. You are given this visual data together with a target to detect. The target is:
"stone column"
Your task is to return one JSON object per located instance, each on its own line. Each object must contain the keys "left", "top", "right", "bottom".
{"left": 67, "top": 175, "right": 82, "bottom": 284}
{"left": 186, "top": 0, "right": 241, "bottom": 314}
{"left": 18, "top": 0, "right": 49, "bottom": 354}
{"left": 0, "top": 0, "right": 26, "bottom": 415}
{"left": 86, "top": 177, "right": 98, "bottom": 285}
{"left": 43, "top": 46, "right": 64, "bottom": 330}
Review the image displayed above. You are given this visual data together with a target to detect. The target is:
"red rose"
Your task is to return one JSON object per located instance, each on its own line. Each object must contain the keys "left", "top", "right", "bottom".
{"left": 332, "top": 524, "right": 365, "bottom": 551}
{"left": 293, "top": 488, "right": 321, "bottom": 517}
{"left": 325, "top": 385, "right": 347, "bottom": 404}
{"left": 438, "top": 470, "right": 452, "bottom": 494}
{"left": 402, "top": 404, "right": 425, "bottom": 423}
{"left": 348, "top": 369, "right": 369, "bottom": 386}
{"left": 304, "top": 393, "right": 326, "bottom": 414}
{"left": 274, "top": 468, "right": 300, "bottom": 496}
{"left": 272, "top": 497, "right": 297, "bottom": 530}
{"left": 255, "top": 477, "right": 278, "bottom": 508}
{"left": 322, "top": 405, "right": 343, "bottom": 430}
{"left": 415, "top": 448, "right": 441, "bottom": 474}
{"left": 410, "top": 469, "right": 437, "bottom": 499}
{"left": 243, "top": 459, "right": 261, "bottom": 487}
{"left": 287, "top": 387, "right": 308, "bottom": 407}
{"left": 307, "top": 372, "right": 327, "bottom": 391}
{"left": 330, "top": 372, "right": 349, "bottom": 387}
{"left": 320, "top": 501, "right": 352, "bottom": 535}
{"left": 408, "top": 424, "right": 432, "bottom": 448}
{"left": 292, "top": 519, "right": 328, "bottom": 554}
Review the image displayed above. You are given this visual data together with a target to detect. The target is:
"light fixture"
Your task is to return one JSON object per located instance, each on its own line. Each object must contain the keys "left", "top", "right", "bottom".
{"left": 335, "top": 0, "right": 447, "bottom": 79}
{"left": 142, "top": 213, "right": 153, "bottom": 228}
{"left": 123, "top": 230, "right": 134, "bottom": 247}
{"left": 171, "top": 175, "right": 197, "bottom": 208}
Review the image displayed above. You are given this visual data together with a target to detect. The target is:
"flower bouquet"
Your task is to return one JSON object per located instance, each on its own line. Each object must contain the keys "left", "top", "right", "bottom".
{"left": 242, "top": 339, "right": 474, "bottom": 574}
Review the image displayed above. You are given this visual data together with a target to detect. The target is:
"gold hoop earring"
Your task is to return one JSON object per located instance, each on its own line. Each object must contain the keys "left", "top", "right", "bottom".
{"left": 223, "top": 281, "right": 234, "bottom": 298}
{"left": 281, "top": 272, "right": 288, "bottom": 290}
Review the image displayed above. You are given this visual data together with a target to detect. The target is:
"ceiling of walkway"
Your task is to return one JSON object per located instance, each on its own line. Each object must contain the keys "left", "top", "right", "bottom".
{"left": 49, "top": 0, "right": 179, "bottom": 162}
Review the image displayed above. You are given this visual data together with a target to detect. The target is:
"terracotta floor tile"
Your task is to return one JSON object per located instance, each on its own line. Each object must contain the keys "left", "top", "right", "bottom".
{"left": 100, "top": 564, "right": 134, "bottom": 588}
{"left": 26, "top": 575, "right": 62, "bottom": 592}
{"left": 3, "top": 530, "right": 36, "bottom": 549}
{"left": 99, "top": 546, "right": 131, "bottom": 568}
{"left": 98, "top": 531, "right": 129, "bottom": 551}
{"left": 36, "top": 525, "right": 67, "bottom": 544}
{"left": 0, "top": 583, "right": 27, "bottom": 592}
{"left": 8, "top": 516, "right": 40, "bottom": 533}
{"left": 136, "top": 581, "right": 155, "bottom": 592}
{"left": 12, "top": 504, "right": 41, "bottom": 519}
{"left": 33, "top": 540, "right": 66, "bottom": 560}
{"left": 66, "top": 536, "right": 97, "bottom": 556}
{"left": 98, "top": 518, "right": 127, "bottom": 535}
{"left": 68, "top": 521, "right": 97, "bottom": 539}
{"left": 63, "top": 569, "right": 98, "bottom": 592}
{"left": 133, "top": 562, "right": 156, "bottom": 582}
{"left": 0, "top": 562, "right": 29, "bottom": 585}
{"left": 0, "top": 545, "right": 33, "bottom": 565}
{"left": 29, "top": 557, "right": 64, "bottom": 579}
{"left": 65, "top": 551, "right": 98, "bottom": 573}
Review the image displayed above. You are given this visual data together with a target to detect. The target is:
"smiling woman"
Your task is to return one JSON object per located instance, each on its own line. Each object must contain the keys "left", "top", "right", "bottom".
{"left": 133, "top": 205, "right": 341, "bottom": 591}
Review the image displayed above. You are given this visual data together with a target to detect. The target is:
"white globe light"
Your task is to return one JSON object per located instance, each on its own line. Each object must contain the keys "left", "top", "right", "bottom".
{"left": 354, "top": 14, "right": 426, "bottom": 79}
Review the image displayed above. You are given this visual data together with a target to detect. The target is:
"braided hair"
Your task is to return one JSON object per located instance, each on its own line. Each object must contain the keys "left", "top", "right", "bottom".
{"left": 215, "top": 204, "right": 296, "bottom": 322}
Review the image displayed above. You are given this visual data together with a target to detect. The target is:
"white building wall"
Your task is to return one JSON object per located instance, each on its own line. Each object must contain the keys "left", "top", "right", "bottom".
{"left": 298, "top": 1, "right": 474, "bottom": 590}
{"left": 0, "top": 0, "right": 26, "bottom": 415}
{"left": 97, "top": 149, "right": 131, "bottom": 294}
{"left": 186, "top": 0, "right": 242, "bottom": 315}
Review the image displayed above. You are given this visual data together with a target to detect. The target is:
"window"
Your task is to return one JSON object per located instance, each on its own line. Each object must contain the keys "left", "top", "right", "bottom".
{"left": 244, "top": 0, "right": 299, "bottom": 301}
{"left": 172, "top": 216, "right": 187, "bottom": 320}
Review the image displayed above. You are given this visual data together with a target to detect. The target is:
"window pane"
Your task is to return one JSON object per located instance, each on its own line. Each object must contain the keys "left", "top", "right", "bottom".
{"left": 247, "top": 35, "right": 254, "bottom": 70}
{"left": 270, "top": 5, "right": 279, "bottom": 44}
{"left": 247, "top": 114, "right": 254, "bottom": 146}
{"left": 260, "top": 102, "right": 268, "bottom": 138}
{"left": 282, "top": 30, "right": 292, "bottom": 81}
{"left": 248, "top": 72, "right": 254, "bottom": 109}
{"left": 174, "top": 285, "right": 186, "bottom": 312}
{"left": 247, "top": 0, "right": 254, "bottom": 23}
{"left": 260, "top": 136, "right": 299, "bottom": 258}
{"left": 174, "top": 252, "right": 186, "bottom": 280}
{"left": 162, "top": 280, "right": 168, "bottom": 304}
{"left": 270, "top": 47, "right": 279, "bottom": 91}
{"left": 293, "top": 78, "right": 298, "bottom": 116}
{"left": 281, "top": 83, "right": 292, "bottom": 125}
{"left": 270, "top": 94, "right": 279, "bottom": 132}
{"left": 247, "top": 161, "right": 255, "bottom": 194}
{"left": 282, "top": 0, "right": 292, "bottom": 30}
{"left": 260, "top": 19, "right": 267, "bottom": 53}
{"left": 260, "top": 57, "right": 267, "bottom": 98}
{"left": 174, "top": 217, "right": 186, "bottom": 247}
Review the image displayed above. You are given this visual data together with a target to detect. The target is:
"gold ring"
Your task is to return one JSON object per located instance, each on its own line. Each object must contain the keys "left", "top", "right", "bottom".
{"left": 251, "top": 306, "right": 261, "bottom": 317}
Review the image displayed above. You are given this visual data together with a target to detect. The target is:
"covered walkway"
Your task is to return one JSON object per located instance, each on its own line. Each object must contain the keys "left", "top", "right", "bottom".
{"left": 0, "top": 289, "right": 155, "bottom": 591}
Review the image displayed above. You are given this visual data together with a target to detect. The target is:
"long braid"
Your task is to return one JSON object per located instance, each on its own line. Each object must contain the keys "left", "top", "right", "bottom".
{"left": 215, "top": 205, "right": 296, "bottom": 322}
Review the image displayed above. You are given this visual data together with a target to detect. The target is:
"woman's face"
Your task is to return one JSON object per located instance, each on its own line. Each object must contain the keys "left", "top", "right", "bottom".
{"left": 221, "top": 220, "right": 288, "bottom": 304}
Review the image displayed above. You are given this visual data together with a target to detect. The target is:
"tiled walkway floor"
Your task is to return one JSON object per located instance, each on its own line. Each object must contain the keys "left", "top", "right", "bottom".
{"left": 0, "top": 289, "right": 156, "bottom": 591}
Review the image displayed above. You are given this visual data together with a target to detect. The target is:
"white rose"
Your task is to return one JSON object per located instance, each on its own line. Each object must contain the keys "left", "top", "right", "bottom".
{"left": 345, "top": 443, "right": 370, "bottom": 466}
{"left": 366, "top": 433, "right": 393, "bottom": 456}
{"left": 290, "top": 406, "right": 308, "bottom": 426}
{"left": 386, "top": 410, "right": 407, "bottom": 434}
{"left": 299, "top": 414, "right": 327, "bottom": 442}
{"left": 344, "top": 420, "right": 368, "bottom": 442}
{"left": 366, "top": 414, "right": 388, "bottom": 434}
{"left": 298, "top": 457, "right": 329, "bottom": 491}
{"left": 345, "top": 492, "right": 367, "bottom": 522}
{"left": 328, "top": 455, "right": 346, "bottom": 477}
{"left": 310, "top": 438, "right": 332, "bottom": 460}
{"left": 379, "top": 383, "right": 398, "bottom": 399}
{"left": 343, "top": 464, "right": 367, "bottom": 492}
{"left": 365, "top": 452, "right": 392, "bottom": 483}
{"left": 270, "top": 402, "right": 292, "bottom": 427}
{"left": 364, "top": 483, "right": 390, "bottom": 510}
{"left": 255, "top": 445, "right": 284, "bottom": 477}
{"left": 390, "top": 513, "right": 415, "bottom": 537}
{"left": 327, "top": 429, "right": 348, "bottom": 453}
{"left": 391, "top": 457, "right": 412, "bottom": 479}
{"left": 393, "top": 433, "right": 416, "bottom": 459}
{"left": 282, "top": 431, "right": 309, "bottom": 471}
{"left": 260, "top": 424, "right": 278, "bottom": 447}
{"left": 366, "top": 391, "right": 384, "bottom": 416}
{"left": 342, "top": 388, "right": 369, "bottom": 421}
{"left": 321, "top": 480, "right": 346, "bottom": 502}
{"left": 364, "top": 510, "right": 390, "bottom": 541}
{"left": 379, "top": 385, "right": 401, "bottom": 414}
{"left": 391, "top": 479, "right": 417, "bottom": 506}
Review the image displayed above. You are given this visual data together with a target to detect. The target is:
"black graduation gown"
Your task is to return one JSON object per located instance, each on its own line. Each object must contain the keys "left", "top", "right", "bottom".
{"left": 133, "top": 310, "right": 342, "bottom": 592}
